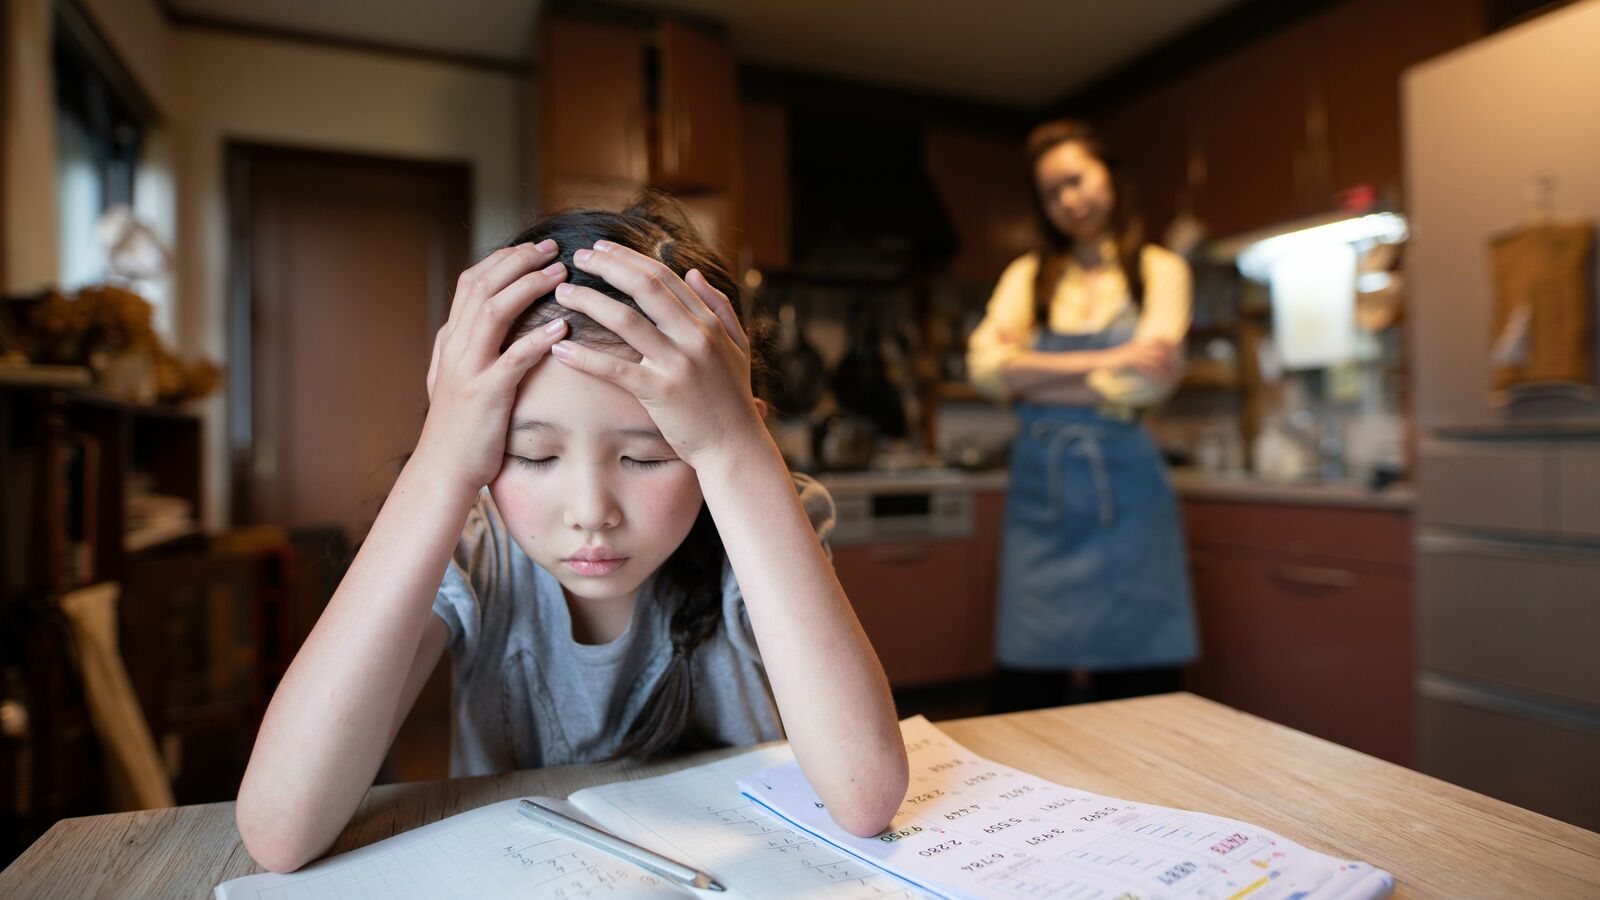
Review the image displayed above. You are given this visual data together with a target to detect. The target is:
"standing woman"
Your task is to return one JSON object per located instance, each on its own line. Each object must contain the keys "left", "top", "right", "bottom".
{"left": 968, "top": 120, "right": 1199, "bottom": 711}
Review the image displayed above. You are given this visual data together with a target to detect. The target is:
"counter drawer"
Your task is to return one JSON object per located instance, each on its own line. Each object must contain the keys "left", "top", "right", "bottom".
{"left": 1182, "top": 499, "right": 1411, "bottom": 569}
{"left": 1418, "top": 538, "right": 1600, "bottom": 706}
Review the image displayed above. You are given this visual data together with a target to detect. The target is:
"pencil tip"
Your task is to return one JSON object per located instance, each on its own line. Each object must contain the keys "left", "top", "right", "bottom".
{"left": 708, "top": 881, "right": 726, "bottom": 892}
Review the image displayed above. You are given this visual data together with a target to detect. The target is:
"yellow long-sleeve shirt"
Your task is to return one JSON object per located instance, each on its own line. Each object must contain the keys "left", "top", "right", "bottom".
{"left": 965, "top": 243, "right": 1192, "bottom": 411}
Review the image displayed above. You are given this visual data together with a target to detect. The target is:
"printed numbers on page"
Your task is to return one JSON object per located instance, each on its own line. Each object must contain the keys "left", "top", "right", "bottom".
{"left": 1159, "top": 861, "right": 1199, "bottom": 886}
{"left": 879, "top": 825, "right": 925, "bottom": 844}
{"left": 1211, "top": 833, "right": 1249, "bottom": 855}
{"left": 918, "top": 840, "right": 964, "bottom": 857}
{"left": 944, "top": 804, "right": 981, "bottom": 821}
{"left": 905, "top": 789, "right": 944, "bottom": 806}
{"left": 961, "top": 853, "right": 1006, "bottom": 872}
{"left": 1024, "top": 828, "right": 1066, "bottom": 847}
{"left": 981, "top": 817, "right": 1023, "bottom": 835}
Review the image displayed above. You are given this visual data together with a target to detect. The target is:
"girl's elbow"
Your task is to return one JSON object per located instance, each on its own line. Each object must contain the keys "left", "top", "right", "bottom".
{"left": 236, "top": 799, "right": 321, "bottom": 873}
{"left": 831, "top": 751, "right": 910, "bottom": 838}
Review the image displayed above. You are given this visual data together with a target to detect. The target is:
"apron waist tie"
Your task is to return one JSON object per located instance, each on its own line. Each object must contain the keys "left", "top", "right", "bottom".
{"left": 1030, "top": 420, "right": 1116, "bottom": 527}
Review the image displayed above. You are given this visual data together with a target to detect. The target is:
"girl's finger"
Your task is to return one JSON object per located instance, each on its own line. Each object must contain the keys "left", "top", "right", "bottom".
{"left": 465, "top": 262, "right": 568, "bottom": 361}
{"left": 455, "top": 240, "right": 560, "bottom": 343}
{"left": 570, "top": 243, "right": 703, "bottom": 336}
{"left": 551, "top": 283, "right": 676, "bottom": 360}
{"left": 686, "top": 268, "right": 748, "bottom": 354}
{"left": 490, "top": 317, "right": 567, "bottom": 385}
{"left": 549, "top": 339, "right": 647, "bottom": 395}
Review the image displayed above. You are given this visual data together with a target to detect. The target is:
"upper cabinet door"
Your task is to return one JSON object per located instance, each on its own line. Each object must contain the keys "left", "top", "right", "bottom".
{"left": 1320, "top": 0, "right": 1486, "bottom": 200}
{"left": 654, "top": 19, "right": 738, "bottom": 193}
{"left": 1190, "top": 18, "right": 1323, "bottom": 237}
{"left": 539, "top": 17, "right": 648, "bottom": 185}
{"left": 1098, "top": 78, "right": 1194, "bottom": 247}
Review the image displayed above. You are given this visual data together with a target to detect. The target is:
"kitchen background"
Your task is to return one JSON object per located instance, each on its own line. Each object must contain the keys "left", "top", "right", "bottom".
{"left": 2, "top": 0, "right": 1597, "bottom": 867}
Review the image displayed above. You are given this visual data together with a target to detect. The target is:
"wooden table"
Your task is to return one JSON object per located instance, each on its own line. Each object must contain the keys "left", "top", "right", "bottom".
{"left": 3, "top": 693, "right": 1598, "bottom": 898}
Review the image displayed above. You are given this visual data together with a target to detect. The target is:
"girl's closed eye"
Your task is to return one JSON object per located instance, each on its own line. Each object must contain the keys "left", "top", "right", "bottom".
{"left": 622, "top": 456, "right": 676, "bottom": 470}
{"left": 508, "top": 454, "right": 556, "bottom": 471}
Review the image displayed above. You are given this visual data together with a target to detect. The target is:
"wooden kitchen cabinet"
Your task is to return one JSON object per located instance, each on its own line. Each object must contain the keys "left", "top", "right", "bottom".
{"left": 652, "top": 19, "right": 739, "bottom": 193}
{"left": 1182, "top": 498, "right": 1415, "bottom": 766}
{"left": 1098, "top": 0, "right": 1485, "bottom": 239}
{"left": 739, "top": 102, "right": 791, "bottom": 270}
{"left": 538, "top": 17, "right": 648, "bottom": 193}
{"left": 835, "top": 490, "right": 1006, "bottom": 689}
{"left": 1098, "top": 78, "right": 1194, "bottom": 245}
{"left": 1188, "top": 18, "right": 1325, "bottom": 237}
{"left": 1318, "top": 0, "right": 1486, "bottom": 200}
{"left": 925, "top": 129, "right": 1040, "bottom": 285}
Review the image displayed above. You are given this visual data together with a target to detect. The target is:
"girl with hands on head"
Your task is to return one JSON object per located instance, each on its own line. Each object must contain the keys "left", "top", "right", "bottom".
{"left": 236, "top": 196, "right": 908, "bottom": 874}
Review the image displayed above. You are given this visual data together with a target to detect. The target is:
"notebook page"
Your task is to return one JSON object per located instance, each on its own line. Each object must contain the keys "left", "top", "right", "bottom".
{"left": 571, "top": 746, "right": 932, "bottom": 900}
{"left": 214, "top": 797, "right": 688, "bottom": 899}
{"left": 739, "top": 717, "right": 1395, "bottom": 900}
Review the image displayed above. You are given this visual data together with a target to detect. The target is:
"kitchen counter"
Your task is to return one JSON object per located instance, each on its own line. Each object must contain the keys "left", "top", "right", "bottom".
{"left": 817, "top": 467, "right": 1414, "bottom": 511}
{"left": 817, "top": 467, "right": 1009, "bottom": 495}
{"left": 1169, "top": 469, "right": 1415, "bottom": 511}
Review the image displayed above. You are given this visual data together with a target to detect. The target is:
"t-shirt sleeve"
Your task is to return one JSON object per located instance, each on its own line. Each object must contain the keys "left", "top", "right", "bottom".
{"left": 720, "top": 473, "right": 837, "bottom": 663}
{"left": 1086, "top": 246, "right": 1193, "bottom": 407}
{"left": 431, "top": 490, "right": 502, "bottom": 669}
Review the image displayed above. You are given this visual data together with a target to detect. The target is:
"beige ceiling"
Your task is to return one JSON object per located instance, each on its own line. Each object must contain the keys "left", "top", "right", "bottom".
{"left": 167, "top": 0, "right": 1244, "bottom": 106}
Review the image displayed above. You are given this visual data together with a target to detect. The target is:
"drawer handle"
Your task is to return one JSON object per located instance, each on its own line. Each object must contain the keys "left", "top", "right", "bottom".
{"left": 1270, "top": 564, "right": 1355, "bottom": 590}
{"left": 869, "top": 545, "right": 934, "bottom": 565}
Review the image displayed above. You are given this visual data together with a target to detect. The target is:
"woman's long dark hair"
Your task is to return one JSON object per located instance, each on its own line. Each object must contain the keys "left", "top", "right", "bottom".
{"left": 501, "top": 193, "right": 769, "bottom": 759}
{"left": 1026, "top": 119, "right": 1147, "bottom": 325}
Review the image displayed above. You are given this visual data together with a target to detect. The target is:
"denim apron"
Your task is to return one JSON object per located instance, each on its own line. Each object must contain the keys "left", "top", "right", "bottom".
{"left": 995, "top": 313, "right": 1200, "bottom": 671}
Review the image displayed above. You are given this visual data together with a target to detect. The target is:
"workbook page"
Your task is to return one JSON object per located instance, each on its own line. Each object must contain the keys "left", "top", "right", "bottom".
{"left": 739, "top": 717, "right": 1395, "bottom": 900}
{"left": 572, "top": 746, "right": 931, "bottom": 900}
{"left": 214, "top": 797, "right": 688, "bottom": 899}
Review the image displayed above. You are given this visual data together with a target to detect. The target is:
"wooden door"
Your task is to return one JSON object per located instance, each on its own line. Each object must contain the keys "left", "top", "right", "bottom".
{"left": 229, "top": 145, "right": 468, "bottom": 783}
{"left": 229, "top": 145, "right": 469, "bottom": 544}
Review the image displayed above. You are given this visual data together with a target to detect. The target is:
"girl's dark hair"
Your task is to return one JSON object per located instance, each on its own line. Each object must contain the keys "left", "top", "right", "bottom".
{"left": 501, "top": 192, "right": 767, "bottom": 760}
{"left": 1025, "top": 119, "right": 1147, "bottom": 325}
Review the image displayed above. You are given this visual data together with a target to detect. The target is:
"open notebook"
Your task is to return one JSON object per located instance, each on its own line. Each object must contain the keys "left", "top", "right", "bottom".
{"left": 214, "top": 744, "right": 928, "bottom": 899}
{"left": 217, "top": 716, "right": 1393, "bottom": 899}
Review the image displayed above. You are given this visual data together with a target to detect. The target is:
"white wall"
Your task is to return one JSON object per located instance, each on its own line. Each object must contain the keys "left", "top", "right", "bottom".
{"left": 71, "top": 2, "right": 527, "bottom": 529}
{"left": 3, "top": 0, "right": 60, "bottom": 293}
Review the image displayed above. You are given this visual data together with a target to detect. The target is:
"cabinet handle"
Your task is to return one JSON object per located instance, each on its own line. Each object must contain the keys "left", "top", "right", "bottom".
{"left": 869, "top": 544, "right": 934, "bottom": 565}
{"left": 1270, "top": 564, "right": 1355, "bottom": 590}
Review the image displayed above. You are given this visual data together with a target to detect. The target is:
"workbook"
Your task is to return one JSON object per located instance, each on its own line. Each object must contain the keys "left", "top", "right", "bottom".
{"left": 216, "top": 717, "right": 1393, "bottom": 899}
{"left": 740, "top": 717, "right": 1395, "bottom": 900}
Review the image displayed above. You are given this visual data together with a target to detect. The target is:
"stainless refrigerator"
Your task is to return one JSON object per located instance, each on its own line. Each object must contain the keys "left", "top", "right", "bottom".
{"left": 1404, "top": 0, "right": 1600, "bottom": 830}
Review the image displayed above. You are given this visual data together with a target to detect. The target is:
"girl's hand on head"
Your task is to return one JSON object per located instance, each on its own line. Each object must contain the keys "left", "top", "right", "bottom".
{"left": 417, "top": 240, "right": 570, "bottom": 493}
{"left": 550, "top": 241, "right": 764, "bottom": 469}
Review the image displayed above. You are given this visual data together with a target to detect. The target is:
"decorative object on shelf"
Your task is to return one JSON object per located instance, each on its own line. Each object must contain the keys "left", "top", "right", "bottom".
{"left": 1, "top": 286, "right": 220, "bottom": 405}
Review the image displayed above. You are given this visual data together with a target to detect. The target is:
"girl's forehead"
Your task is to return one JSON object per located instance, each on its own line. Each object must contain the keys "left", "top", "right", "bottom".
{"left": 511, "top": 357, "right": 655, "bottom": 436}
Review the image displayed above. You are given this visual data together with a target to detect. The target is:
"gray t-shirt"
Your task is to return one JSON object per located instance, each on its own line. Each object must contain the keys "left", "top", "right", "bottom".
{"left": 431, "top": 473, "right": 835, "bottom": 776}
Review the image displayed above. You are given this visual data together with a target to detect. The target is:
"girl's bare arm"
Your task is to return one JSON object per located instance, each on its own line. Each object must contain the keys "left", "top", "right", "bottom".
{"left": 236, "top": 243, "right": 570, "bottom": 871}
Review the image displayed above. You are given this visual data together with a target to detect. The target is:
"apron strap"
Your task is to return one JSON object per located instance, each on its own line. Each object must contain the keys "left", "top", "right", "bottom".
{"left": 1030, "top": 420, "right": 1116, "bottom": 527}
